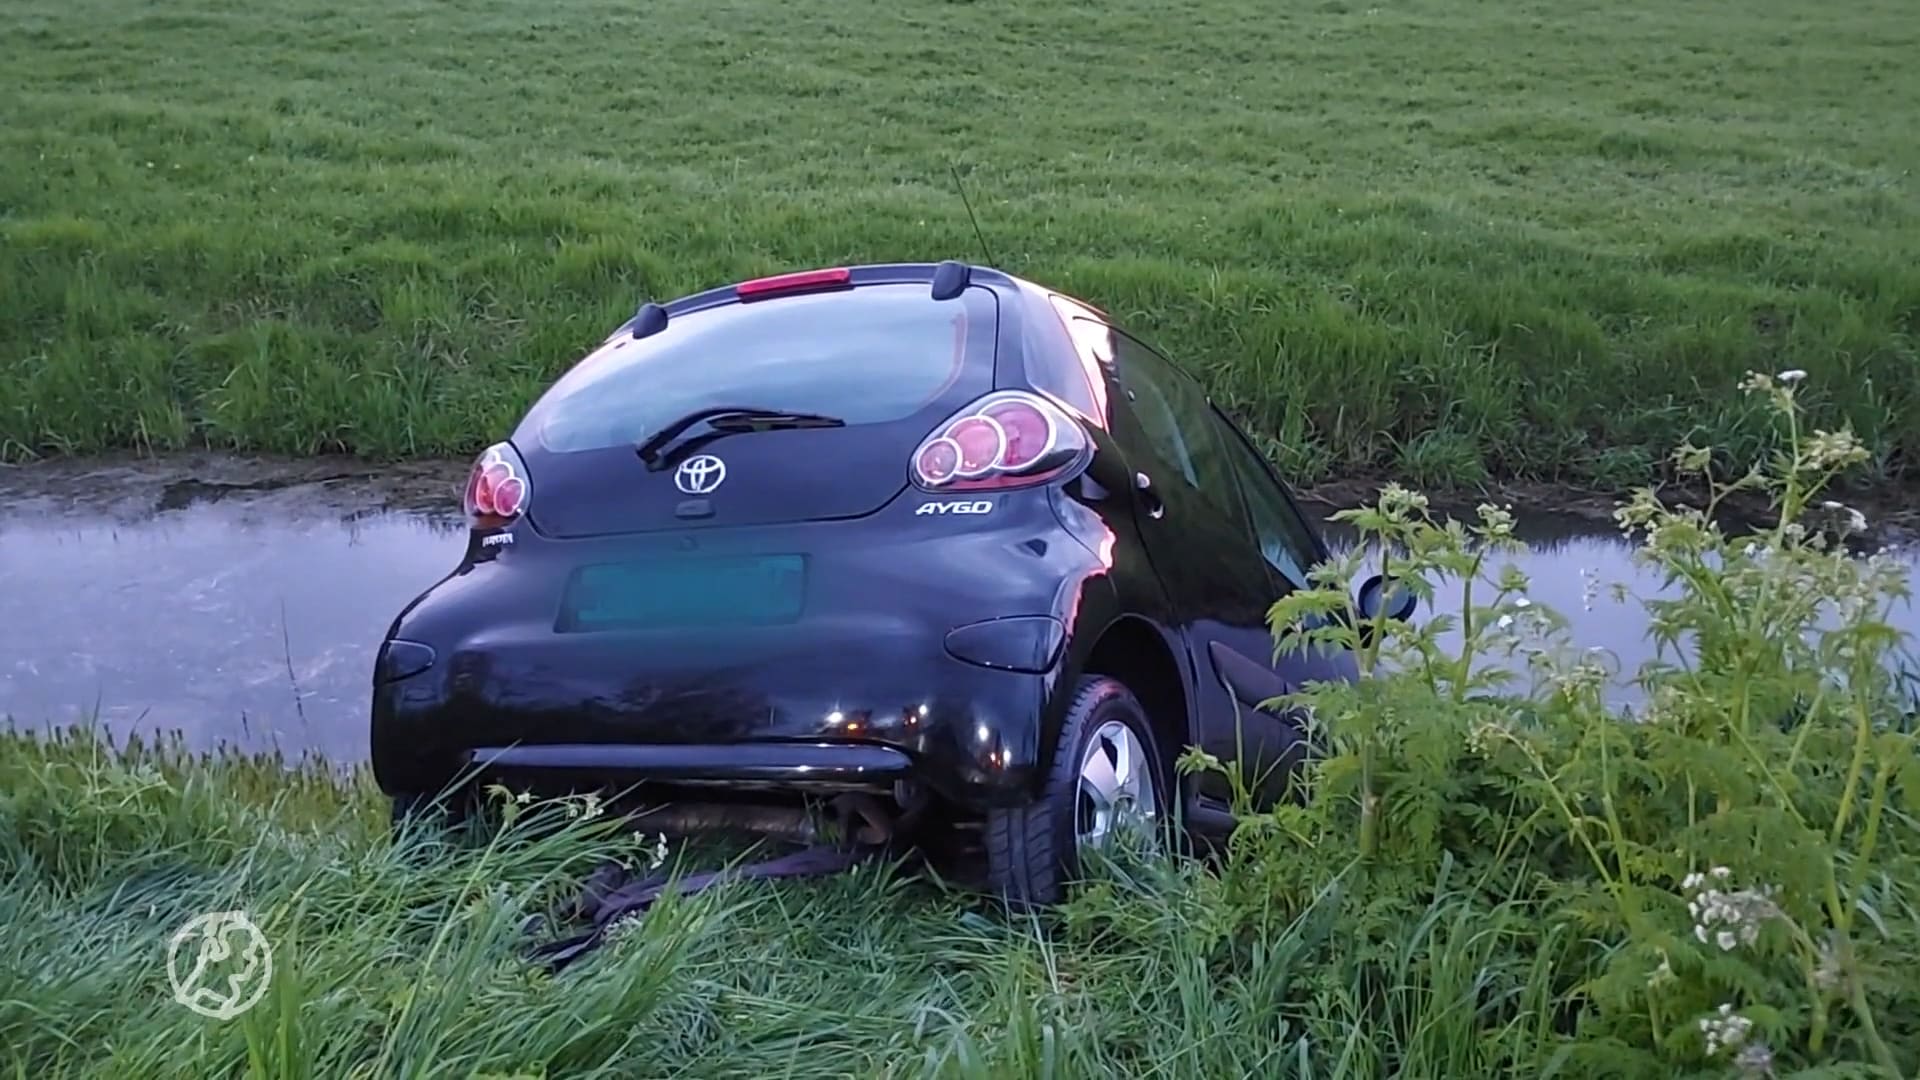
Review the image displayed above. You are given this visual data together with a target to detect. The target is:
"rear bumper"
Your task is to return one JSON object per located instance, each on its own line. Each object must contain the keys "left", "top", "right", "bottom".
{"left": 370, "top": 625, "right": 1060, "bottom": 811}
{"left": 468, "top": 742, "right": 914, "bottom": 784}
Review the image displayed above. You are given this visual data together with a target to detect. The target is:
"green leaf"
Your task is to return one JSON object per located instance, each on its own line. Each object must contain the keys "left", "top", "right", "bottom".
{"left": 1897, "top": 755, "right": 1920, "bottom": 819}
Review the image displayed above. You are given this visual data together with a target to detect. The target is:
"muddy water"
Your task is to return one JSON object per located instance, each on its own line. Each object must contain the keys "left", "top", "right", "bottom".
{"left": 2, "top": 457, "right": 1915, "bottom": 762}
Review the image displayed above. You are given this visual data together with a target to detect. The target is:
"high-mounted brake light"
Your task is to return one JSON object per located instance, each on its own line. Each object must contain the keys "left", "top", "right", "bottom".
{"left": 910, "top": 391, "right": 1089, "bottom": 491}
{"left": 736, "top": 267, "right": 853, "bottom": 301}
{"left": 464, "top": 442, "right": 531, "bottom": 530}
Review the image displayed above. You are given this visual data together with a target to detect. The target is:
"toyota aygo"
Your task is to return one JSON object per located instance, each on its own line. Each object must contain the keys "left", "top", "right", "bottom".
{"left": 371, "top": 260, "right": 1412, "bottom": 905}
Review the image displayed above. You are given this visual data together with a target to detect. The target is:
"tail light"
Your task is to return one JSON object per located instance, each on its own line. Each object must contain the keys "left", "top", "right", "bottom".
{"left": 910, "top": 390, "right": 1089, "bottom": 490}
{"left": 736, "top": 267, "right": 853, "bottom": 301}
{"left": 464, "top": 442, "right": 531, "bottom": 530}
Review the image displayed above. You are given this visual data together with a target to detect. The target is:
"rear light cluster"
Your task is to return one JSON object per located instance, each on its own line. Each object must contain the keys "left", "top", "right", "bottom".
{"left": 910, "top": 390, "right": 1088, "bottom": 490}
{"left": 464, "top": 442, "right": 531, "bottom": 529}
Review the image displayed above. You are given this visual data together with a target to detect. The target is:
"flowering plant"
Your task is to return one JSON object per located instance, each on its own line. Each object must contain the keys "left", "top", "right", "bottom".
{"left": 1178, "top": 371, "right": 1919, "bottom": 1074}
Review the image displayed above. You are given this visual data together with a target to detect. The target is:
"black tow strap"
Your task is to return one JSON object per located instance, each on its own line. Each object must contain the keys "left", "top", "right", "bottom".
{"left": 525, "top": 797, "right": 900, "bottom": 972}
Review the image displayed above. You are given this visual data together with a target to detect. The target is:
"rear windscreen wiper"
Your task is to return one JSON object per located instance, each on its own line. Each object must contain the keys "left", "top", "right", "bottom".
{"left": 636, "top": 406, "right": 846, "bottom": 467}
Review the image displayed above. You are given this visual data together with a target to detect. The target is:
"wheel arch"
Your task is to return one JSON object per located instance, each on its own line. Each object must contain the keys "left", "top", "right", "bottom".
{"left": 1061, "top": 613, "right": 1193, "bottom": 782}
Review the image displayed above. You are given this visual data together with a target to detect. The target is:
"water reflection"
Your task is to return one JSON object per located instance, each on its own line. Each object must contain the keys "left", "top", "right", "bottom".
{"left": 1316, "top": 512, "right": 1920, "bottom": 707}
{"left": 1, "top": 456, "right": 468, "bottom": 762}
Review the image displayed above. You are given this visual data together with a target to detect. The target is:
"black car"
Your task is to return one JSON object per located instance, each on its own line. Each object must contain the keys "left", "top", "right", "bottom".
{"left": 371, "top": 261, "right": 1413, "bottom": 905}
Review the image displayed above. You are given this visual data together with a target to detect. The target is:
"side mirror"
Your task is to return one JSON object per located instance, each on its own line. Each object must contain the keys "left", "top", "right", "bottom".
{"left": 1354, "top": 573, "right": 1418, "bottom": 624}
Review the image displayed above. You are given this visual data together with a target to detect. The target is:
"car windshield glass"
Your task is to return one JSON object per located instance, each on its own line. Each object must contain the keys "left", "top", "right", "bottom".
{"left": 522, "top": 284, "right": 982, "bottom": 454}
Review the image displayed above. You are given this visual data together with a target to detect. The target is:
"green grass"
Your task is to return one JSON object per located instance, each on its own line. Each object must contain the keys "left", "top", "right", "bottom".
{"left": 0, "top": 727, "right": 1571, "bottom": 1079}
{"left": 3, "top": 0, "right": 1917, "bottom": 488}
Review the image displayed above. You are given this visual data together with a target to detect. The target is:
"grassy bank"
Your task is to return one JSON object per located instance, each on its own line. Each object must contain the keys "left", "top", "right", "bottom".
{"left": 4, "top": 388, "right": 1918, "bottom": 1077}
{"left": 3, "top": 0, "right": 1918, "bottom": 488}
{"left": 0, "top": 728, "right": 1551, "bottom": 1079}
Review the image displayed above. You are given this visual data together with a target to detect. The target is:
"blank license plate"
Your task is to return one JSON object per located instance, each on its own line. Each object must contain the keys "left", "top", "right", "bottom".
{"left": 558, "top": 554, "right": 807, "bottom": 631}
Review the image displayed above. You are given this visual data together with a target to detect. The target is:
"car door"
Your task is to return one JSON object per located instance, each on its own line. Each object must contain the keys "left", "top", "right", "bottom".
{"left": 1099, "top": 328, "right": 1281, "bottom": 808}
{"left": 1214, "top": 408, "right": 1361, "bottom": 806}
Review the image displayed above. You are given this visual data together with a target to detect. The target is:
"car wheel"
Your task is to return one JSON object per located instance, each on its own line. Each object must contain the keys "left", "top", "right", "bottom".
{"left": 984, "top": 674, "right": 1168, "bottom": 910}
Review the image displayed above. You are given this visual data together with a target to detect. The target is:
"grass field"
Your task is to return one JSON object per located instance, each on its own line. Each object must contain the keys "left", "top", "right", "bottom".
{"left": 3, "top": 0, "right": 1917, "bottom": 488}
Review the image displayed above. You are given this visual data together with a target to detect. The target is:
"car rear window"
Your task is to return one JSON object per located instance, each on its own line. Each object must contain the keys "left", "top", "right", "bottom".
{"left": 521, "top": 283, "right": 994, "bottom": 454}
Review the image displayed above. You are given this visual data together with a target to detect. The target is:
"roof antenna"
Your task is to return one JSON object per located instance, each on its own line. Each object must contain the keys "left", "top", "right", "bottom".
{"left": 948, "top": 161, "right": 997, "bottom": 267}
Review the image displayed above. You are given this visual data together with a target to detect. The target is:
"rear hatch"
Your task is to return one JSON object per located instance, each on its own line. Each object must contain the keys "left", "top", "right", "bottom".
{"left": 512, "top": 278, "right": 1001, "bottom": 539}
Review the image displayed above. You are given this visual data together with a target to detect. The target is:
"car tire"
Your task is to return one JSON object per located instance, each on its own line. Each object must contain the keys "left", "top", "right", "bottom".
{"left": 983, "top": 674, "right": 1169, "bottom": 911}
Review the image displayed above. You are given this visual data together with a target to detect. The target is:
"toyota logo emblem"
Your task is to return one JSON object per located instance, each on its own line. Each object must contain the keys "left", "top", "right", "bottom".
{"left": 674, "top": 454, "right": 727, "bottom": 495}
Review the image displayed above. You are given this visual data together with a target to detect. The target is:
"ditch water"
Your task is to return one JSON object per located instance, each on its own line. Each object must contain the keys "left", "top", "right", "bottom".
{"left": 2, "top": 456, "right": 1916, "bottom": 764}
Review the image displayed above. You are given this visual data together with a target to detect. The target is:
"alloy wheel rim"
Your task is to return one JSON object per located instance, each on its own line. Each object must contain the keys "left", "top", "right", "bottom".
{"left": 1075, "top": 719, "right": 1158, "bottom": 853}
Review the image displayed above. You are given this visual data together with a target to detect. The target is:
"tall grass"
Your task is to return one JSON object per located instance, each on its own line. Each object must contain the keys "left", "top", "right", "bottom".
{"left": 0, "top": 724, "right": 1580, "bottom": 1078}
{"left": 3, "top": 0, "right": 1918, "bottom": 488}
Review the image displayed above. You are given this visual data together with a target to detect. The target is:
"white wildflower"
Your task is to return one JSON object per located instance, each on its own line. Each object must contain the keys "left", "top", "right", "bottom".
{"left": 1734, "top": 1042, "right": 1775, "bottom": 1077}
{"left": 1700, "top": 1002, "right": 1754, "bottom": 1057}
{"left": 1549, "top": 654, "right": 1610, "bottom": 699}
{"left": 1497, "top": 614, "right": 1515, "bottom": 630}
{"left": 516, "top": 790, "right": 532, "bottom": 805}
{"left": 1476, "top": 501, "right": 1516, "bottom": 540}
{"left": 1849, "top": 507, "right": 1868, "bottom": 532}
{"left": 1613, "top": 488, "right": 1664, "bottom": 531}
{"left": 1818, "top": 501, "right": 1866, "bottom": 532}
{"left": 1803, "top": 428, "right": 1868, "bottom": 471}
{"left": 1465, "top": 721, "right": 1507, "bottom": 757}
{"left": 1647, "top": 954, "right": 1675, "bottom": 988}
{"left": 1775, "top": 369, "right": 1807, "bottom": 384}
{"left": 1672, "top": 441, "right": 1713, "bottom": 475}
{"left": 1813, "top": 932, "right": 1844, "bottom": 993}
{"left": 1641, "top": 685, "right": 1687, "bottom": 726}
{"left": 1378, "top": 482, "right": 1430, "bottom": 516}
{"left": 1683, "top": 868, "right": 1779, "bottom": 953}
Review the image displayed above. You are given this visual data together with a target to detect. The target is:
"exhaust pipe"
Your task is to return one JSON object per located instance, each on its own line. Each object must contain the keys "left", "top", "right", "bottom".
{"left": 618, "top": 793, "right": 900, "bottom": 846}
{"left": 623, "top": 801, "right": 828, "bottom": 843}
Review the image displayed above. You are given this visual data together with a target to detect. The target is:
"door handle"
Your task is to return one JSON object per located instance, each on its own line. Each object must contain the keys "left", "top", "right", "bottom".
{"left": 1134, "top": 472, "right": 1164, "bottom": 519}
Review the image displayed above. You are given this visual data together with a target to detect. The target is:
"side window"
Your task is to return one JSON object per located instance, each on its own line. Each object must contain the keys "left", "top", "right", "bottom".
{"left": 1106, "top": 328, "right": 1248, "bottom": 531}
{"left": 1217, "top": 415, "right": 1324, "bottom": 588}
{"left": 1116, "top": 344, "right": 1198, "bottom": 486}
